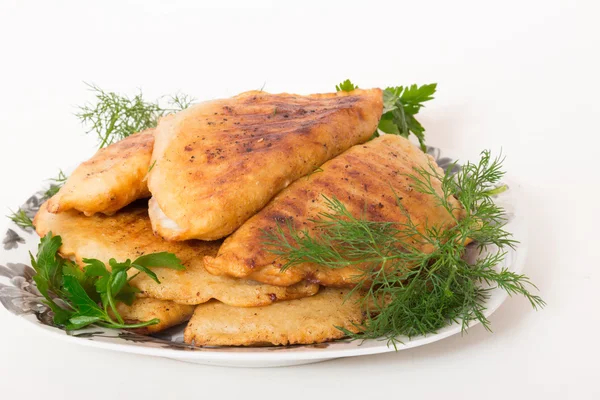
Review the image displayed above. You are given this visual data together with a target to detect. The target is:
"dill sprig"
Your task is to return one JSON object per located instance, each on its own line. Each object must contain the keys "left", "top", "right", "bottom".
{"left": 43, "top": 170, "right": 68, "bottom": 199}
{"left": 7, "top": 208, "right": 34, "bottom": 230}
{"left": 76, "top": 83, "right": 194, "bottom": 148}
{"left": 7, "top": 171, "right": 67, "bottom": 232}
{"left": 265, "top": 150, "right": 544, "bottom": 345}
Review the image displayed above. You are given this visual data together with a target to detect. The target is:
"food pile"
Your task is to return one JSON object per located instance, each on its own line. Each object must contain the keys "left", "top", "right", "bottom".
{"left": 29, "top": 84, "right": 543, "bottom": 347}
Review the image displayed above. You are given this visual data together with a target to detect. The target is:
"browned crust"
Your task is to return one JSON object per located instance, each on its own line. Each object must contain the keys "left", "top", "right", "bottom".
{"left": 116, "top": 298, "right": 195, "bottom": 334}
{"left": 147, "top": 89, "right": 383, "bottom": 240}
{"left": 184, "top": 288, "right": 363, "bottom": 346}
{"left": 47, "top": 129, "right": 154, "bottom": 216}
{"left": 204, "top": 134, "right": 464, "bottom": 287}
{"left": 33, "top": 202, "right": 319, "bottom": 307}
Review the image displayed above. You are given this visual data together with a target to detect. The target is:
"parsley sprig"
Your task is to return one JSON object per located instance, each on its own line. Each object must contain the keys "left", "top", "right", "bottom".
{"left": 336, "top": 79, "right": 358, "bottom": 92}
{"left": 76, "top": 83, "right": 194, "bottom": 148}
{"left": 31, "top": 233, "right": 185, "bottom": 330}
{"left": 265, "top": 150, "right": 544, "bottom": 345}
{"left": 336, "top": 79, "right": 436, "bottom": 151}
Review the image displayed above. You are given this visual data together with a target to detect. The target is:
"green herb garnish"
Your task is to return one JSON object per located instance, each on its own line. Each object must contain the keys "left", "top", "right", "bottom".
{"left": 76, "top": 83, "right": 194, "bottom": 148}
{"left": 305, "top": 166, "right": 324, "bottom": 179}
{"left": 265, "top": 150, "right": 544, "bottom": 345}
{"left": 31, "top": 233, "right": 185, "bottom": 330}
{"left": 379, "top": 84, "right": 437, "bottom": 151}
{"left": 7, "top": 208, "right": 34, "bottom": 230}
{"left": 336, "top": 79, "right": 436, "bottom": 151}
{"left": 7, "top": 171, "right": 67, "bottom": 231}
{"left": 43, "top": 170, "right": 68, "bottom": 199}
{"left": 147, "top": 160, "right": 157, "bottom": 173}
{"left": 336, "top": 79, "right": 359, "bottom": 92}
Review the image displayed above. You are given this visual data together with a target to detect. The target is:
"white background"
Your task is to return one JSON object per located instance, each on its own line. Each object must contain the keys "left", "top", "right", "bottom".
{"left": 1, "top": 0, "right": 598, "bottom": 398}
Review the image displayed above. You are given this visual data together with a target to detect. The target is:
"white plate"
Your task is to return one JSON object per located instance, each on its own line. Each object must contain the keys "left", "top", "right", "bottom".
{"left": 0, "top": 146, "right": 526, "bottom": 367}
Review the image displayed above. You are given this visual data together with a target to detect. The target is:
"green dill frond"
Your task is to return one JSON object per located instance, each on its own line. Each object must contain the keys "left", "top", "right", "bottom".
{"left": 147, "top": 160, "right": 157, "bottom": 173}
{"left": 264, "top": 150, "right": 544, "bottom": 345}
{"left": 305, "top": 166, "right": 324, "bottom": 179}
{"left": 76, "top": 83, "right": 193, "bottom": 148}
{"left": 8, "top": 208, "right": 34, "bottom": 230}
{"left": 164, "top": 93, "right": 195, "bottom": 111}
{"left": 43, "top": 170, "right": 68, "bottom": 199}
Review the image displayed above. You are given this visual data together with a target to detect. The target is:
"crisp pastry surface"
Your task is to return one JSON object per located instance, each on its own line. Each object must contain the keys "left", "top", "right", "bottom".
{"left": 147, "top": 89, "right": 383, "bottom": 241}
{"left": 184, "top": 288, "right": 363, "bottom": 346}
{"left": 116, "top": 298, "right": 195, "bottom": 334}
{"left": 33, "top": 203, "right": 319, "bottom": 306}
{"left": 46, "top": 129, "right": 154, "bottom": 216}
{"left": 204, "top": 134, "right": 464, "bottom": 287}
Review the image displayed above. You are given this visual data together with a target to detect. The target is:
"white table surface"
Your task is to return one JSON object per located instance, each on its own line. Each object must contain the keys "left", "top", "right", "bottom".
{"left": 1, "top": 0, "right": 598, "bottom": 398}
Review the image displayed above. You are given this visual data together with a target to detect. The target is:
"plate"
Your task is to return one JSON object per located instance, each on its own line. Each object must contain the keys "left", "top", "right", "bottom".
{"left": 0, "top": 146, "right": 526, "bottom": 367}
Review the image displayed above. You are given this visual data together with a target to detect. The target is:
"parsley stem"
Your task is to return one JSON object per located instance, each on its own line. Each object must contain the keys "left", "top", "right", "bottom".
{"left": 97, "top": 319, "right": 160, "bottom": 330}
{"left": 106, "top": 275, "right": 124, "bottom": 325}
{"left": 127, "top": 272, "right": 141, "bottom": 282}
